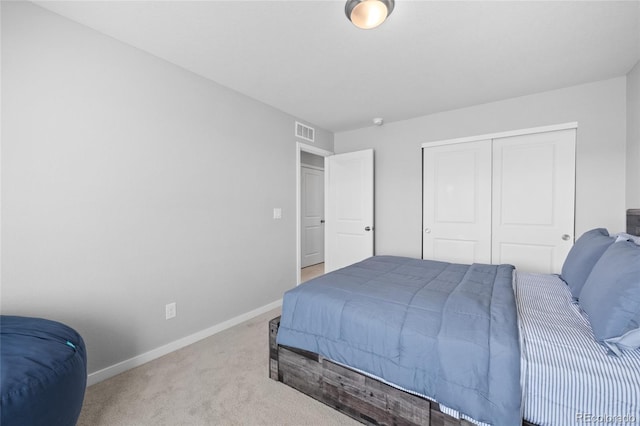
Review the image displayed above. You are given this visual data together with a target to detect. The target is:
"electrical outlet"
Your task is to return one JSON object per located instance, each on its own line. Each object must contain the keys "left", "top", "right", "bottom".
{"left": 165, "top": 302, "right": 176, "bottom": 320}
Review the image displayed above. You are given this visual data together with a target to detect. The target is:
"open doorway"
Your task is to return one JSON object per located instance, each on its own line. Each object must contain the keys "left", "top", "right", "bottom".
{"left": 296, "top": 143, "right": 333, "bottom": 285}
{"left": 301, "top": 155, "right": 324, "bottom": 268}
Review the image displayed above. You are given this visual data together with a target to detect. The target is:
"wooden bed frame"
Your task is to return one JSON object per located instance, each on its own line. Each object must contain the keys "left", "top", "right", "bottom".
{"left": 269, "top": 316, "right": 536, "bottom": 426}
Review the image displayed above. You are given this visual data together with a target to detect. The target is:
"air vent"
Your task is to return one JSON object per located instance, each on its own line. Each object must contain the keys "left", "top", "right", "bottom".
{"left": 295, "top": 121, "right": 315, "bottom": 142}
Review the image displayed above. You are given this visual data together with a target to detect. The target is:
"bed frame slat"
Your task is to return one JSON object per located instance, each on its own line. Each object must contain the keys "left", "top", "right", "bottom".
{"left": 269, "top": 316, "right": 534, "bottom": 426}
{"left": 269, "top": 316, "right": 436, "bottom": 425}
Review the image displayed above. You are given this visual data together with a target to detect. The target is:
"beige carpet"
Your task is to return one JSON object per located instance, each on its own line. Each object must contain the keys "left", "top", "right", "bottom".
{"left": 77, "top": 308, "right": 359, "bottom": 426}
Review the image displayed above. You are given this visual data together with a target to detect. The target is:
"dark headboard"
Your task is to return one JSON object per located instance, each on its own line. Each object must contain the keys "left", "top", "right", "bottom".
{"left": 627, "top": 209, "right": 640, "bottom": 236}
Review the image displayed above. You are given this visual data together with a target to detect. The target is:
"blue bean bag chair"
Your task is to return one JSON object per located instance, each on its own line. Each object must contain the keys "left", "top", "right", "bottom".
{"left": 1, "top": 316, "right": 87, "bottom": 426}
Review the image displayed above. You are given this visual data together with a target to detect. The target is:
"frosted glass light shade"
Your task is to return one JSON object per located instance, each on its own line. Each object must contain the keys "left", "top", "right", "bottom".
{"left": 345, "top": 0, "right": 395, "bottom": 30}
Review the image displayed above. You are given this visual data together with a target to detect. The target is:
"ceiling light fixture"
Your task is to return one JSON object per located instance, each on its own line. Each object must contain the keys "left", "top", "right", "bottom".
{"left": 345, "top": 0, "right": 395, "bottom": 30}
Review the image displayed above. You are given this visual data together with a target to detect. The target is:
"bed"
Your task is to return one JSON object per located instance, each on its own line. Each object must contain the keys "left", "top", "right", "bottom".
{"left": 269, "top": 229, "right": 640, "bottom": 425}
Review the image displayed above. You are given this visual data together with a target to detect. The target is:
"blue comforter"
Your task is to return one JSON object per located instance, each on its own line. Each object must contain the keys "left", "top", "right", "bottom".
{"left": 277, "top": 256, "right": 520, "bottom": 425}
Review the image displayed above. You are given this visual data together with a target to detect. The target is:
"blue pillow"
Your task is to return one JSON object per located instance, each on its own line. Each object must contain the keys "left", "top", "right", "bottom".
{"left": 561, "top": 228, "right": 615, "bottom": 299}
{"left": 579, "top": 240, "right": 640, "bottom": 354}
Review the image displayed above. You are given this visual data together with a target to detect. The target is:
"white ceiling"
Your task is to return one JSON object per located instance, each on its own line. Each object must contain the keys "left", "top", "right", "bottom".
{"left": 34, "top": 0, "right": 640, "bottom": 132}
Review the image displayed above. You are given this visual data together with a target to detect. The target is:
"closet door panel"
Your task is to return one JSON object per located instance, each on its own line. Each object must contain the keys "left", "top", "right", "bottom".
{"left": 422, "top": 140, "right": 492, "bottom": 264}
{"left": 492, "top": 129, "right": 576, "bottom": 273}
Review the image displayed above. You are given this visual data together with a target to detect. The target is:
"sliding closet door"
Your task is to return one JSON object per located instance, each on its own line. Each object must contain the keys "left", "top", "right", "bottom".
{"left": 422, "top": 140, "right": 492, "bottom": 264}
{"left": 491, "top": 129, "right": 576, "bottom": 274}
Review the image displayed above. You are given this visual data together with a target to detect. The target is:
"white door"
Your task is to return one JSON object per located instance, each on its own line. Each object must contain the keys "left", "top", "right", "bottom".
{"left": 325, "top": 149, "right": 374, "bottom": 273}
{"left": 301, "top": 166, "right": 324, "bottom": 268}
{"left": 422, "top": 140, "right": 492, "bottom": 264}
{"left": 492, "top": 129, "right": 576, "bottom": 273}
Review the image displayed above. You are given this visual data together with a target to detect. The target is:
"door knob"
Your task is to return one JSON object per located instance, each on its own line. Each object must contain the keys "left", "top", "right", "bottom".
{"left": 561, "top": 234, "right": 571, "bottom": 241}
{"left": 365, "top": 226, "right": 372, "bottom": 231}
{"left": 320, "top": 220, "right": 325, "bottom": 224}
{"left": 424, "top": 228, "right": 431, "bottom": 234}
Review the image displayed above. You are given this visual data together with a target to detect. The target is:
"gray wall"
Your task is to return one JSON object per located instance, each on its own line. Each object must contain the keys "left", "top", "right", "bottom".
{"left": 1, "top": 2, "right": 332, "bottom": 374}
{"left": 627, "top": 60, "right": 640, "bottom": 209}
{"left": 300, "top": 151, "right": 325, "bottom": 169}
{"left": 335, "top": 78, "right": 627, "bottom": 258}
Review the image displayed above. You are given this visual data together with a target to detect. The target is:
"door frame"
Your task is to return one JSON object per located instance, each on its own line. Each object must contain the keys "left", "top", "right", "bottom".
{"left": 296, "top": 142, "right": 333, "bottom": 285}
{"left": 420, "top": 122, "right": 578, "bottom": 148}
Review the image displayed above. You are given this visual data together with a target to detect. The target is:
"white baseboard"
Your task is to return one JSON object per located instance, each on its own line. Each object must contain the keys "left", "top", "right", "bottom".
{"left": 87, "top": 299, "right": 282, "bottom": 386}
